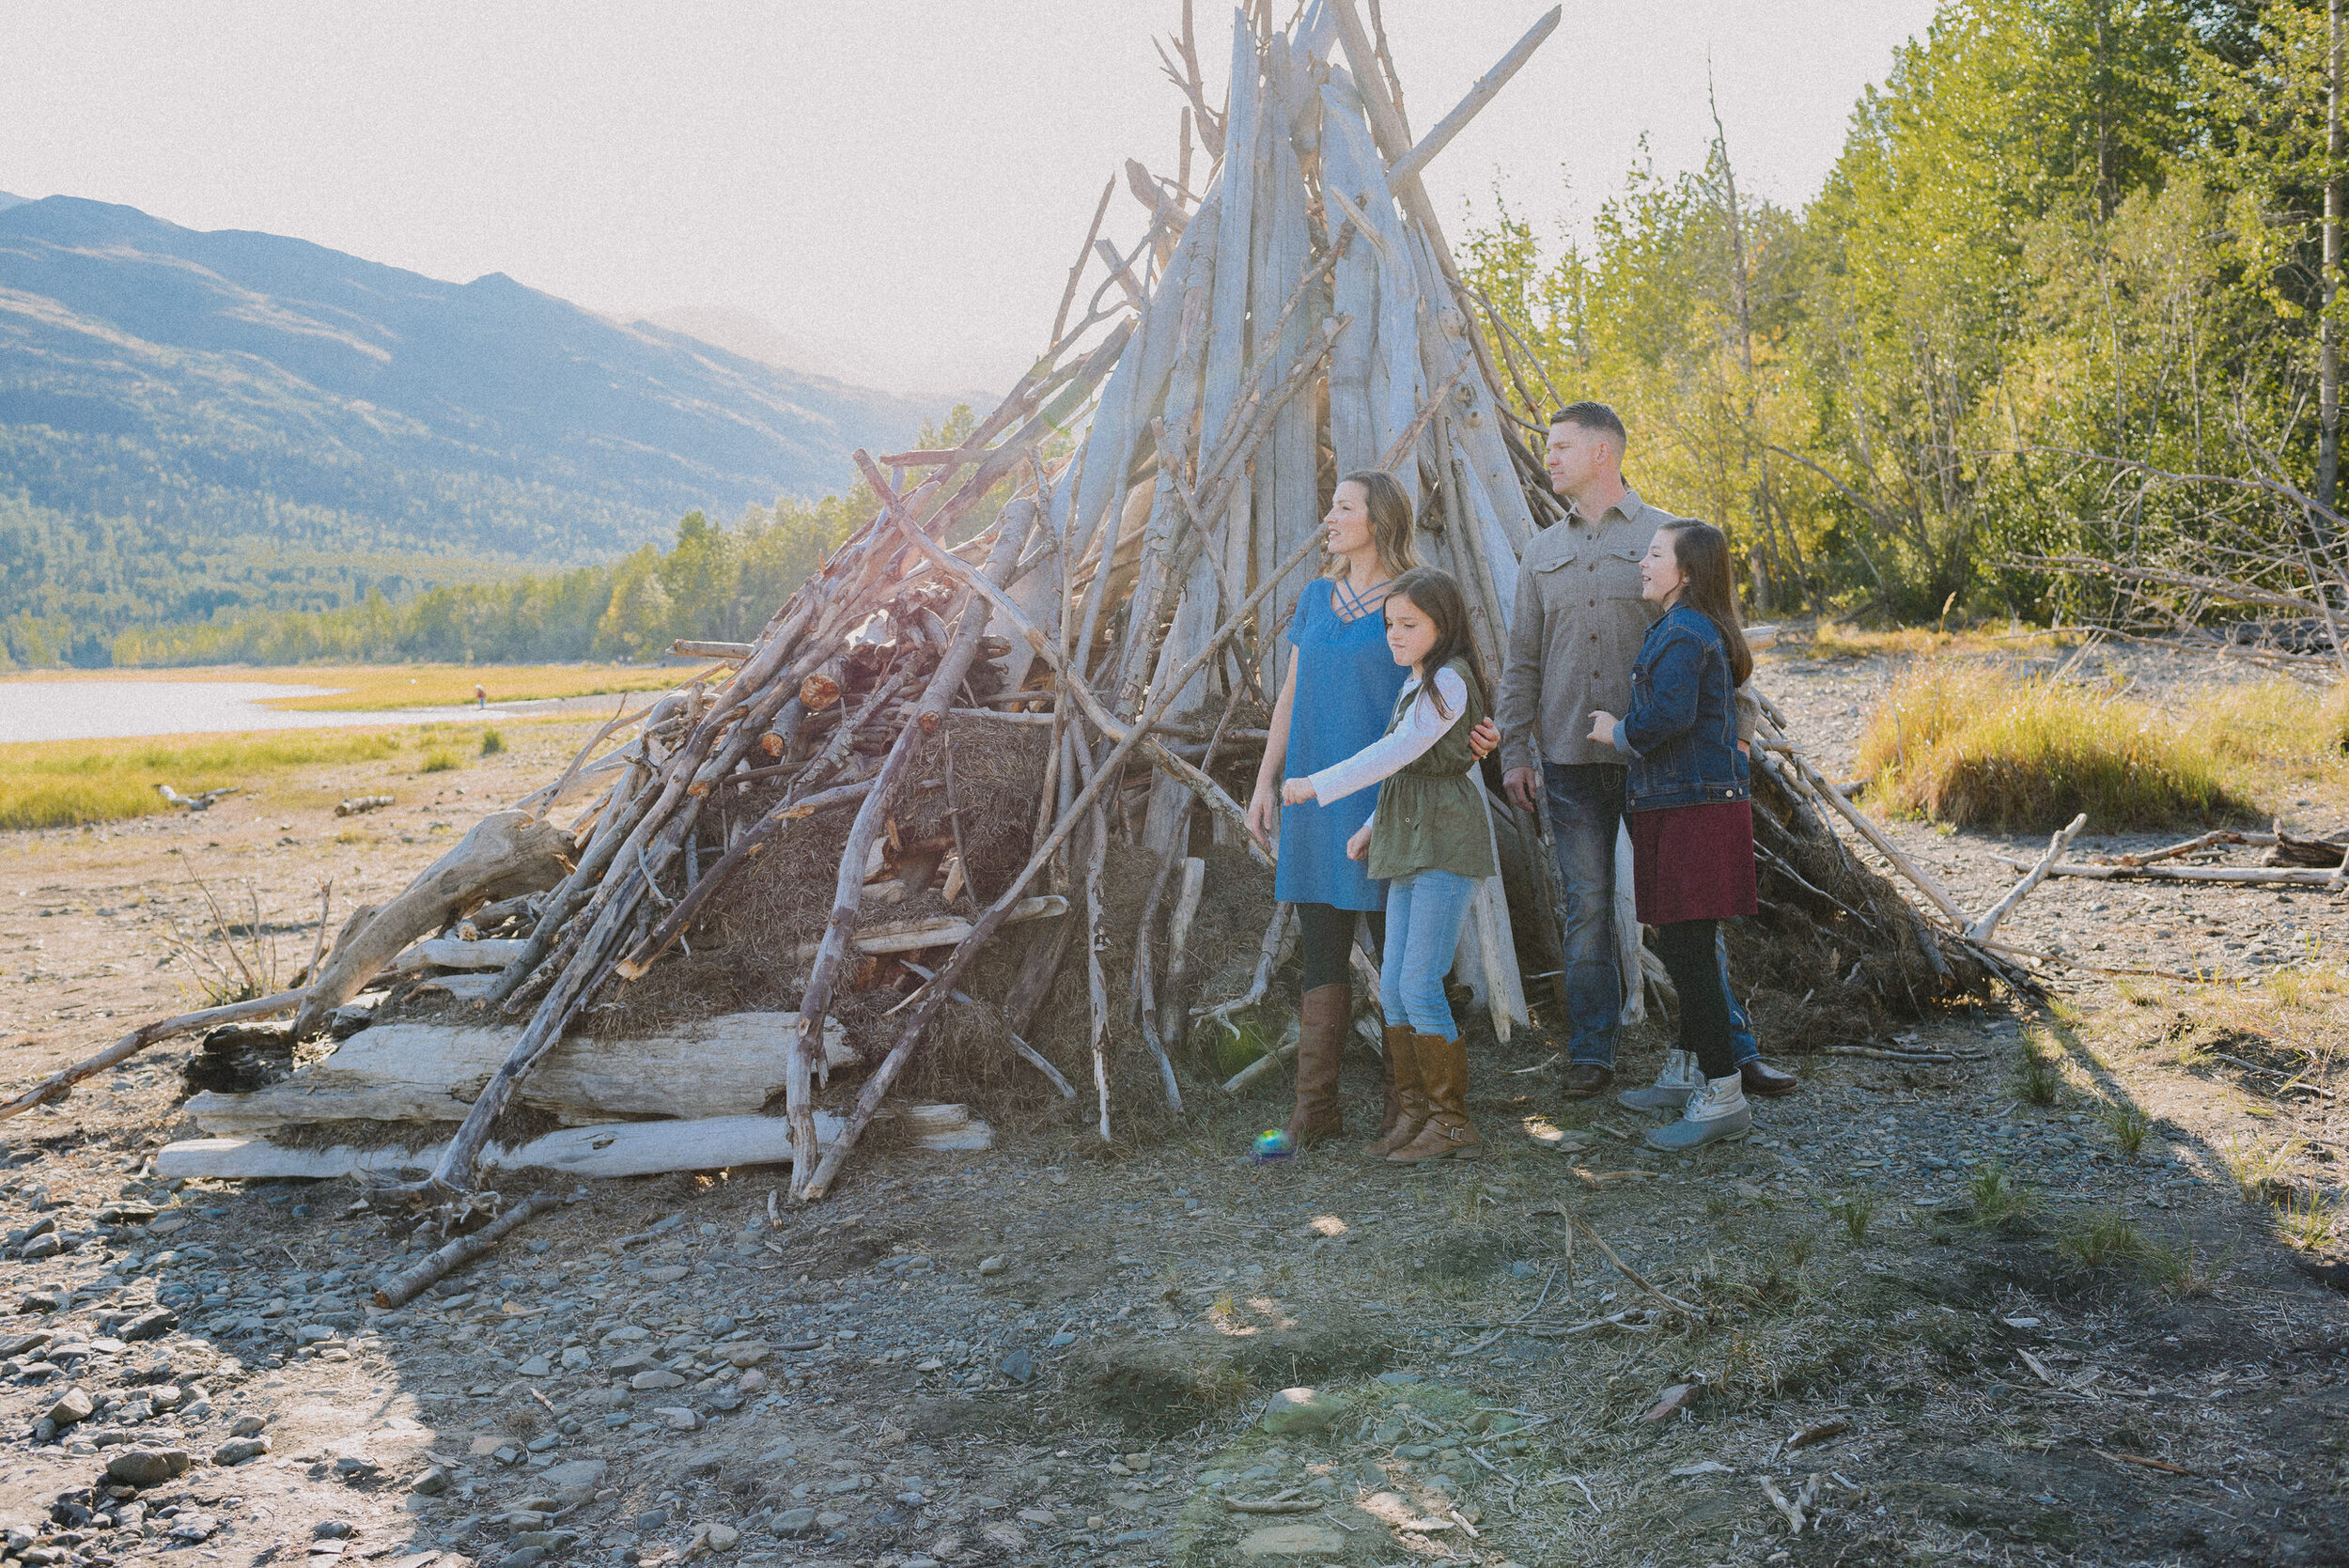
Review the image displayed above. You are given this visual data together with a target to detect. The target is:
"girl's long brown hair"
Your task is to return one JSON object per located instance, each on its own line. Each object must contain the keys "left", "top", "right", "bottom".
{"left": 1657, "top": 520, "right": 1753, "bottom": 686}
{"left": 1332, "top": 469, "right": 1421, "bottom": 579}
{"left": 1385, "top": 567, "right": 1487, "bottom": 721}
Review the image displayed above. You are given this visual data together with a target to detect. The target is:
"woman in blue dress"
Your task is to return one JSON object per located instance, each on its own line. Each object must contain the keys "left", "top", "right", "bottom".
{"left": 1246, "top": 471, "right": 1498, "bottom": 1153}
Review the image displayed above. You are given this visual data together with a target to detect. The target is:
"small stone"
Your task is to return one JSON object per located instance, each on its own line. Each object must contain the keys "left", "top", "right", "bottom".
{"left": 976, "top": 1256, "right": 1006, "bottom": 1277}
{"left": 1016, "top": 1507, "right": 1054, "bottom": 1524}
{"left": 653, "top": 1406, "right": 702, "bottom": 1432}
{"left": 632, "top": 1510, "right": 669, "bottom": 1532}
{"left": 737, "top": 1370, "right": 766, "bottom": 1394}
{"left": 167, "top": 1511, "right": 221, "bottom": 1543}
{"left": 560, "top": 1346, "right": 591, "bottom": 1370}
{"left": 772, "top": 1508, "right": 817, "bottom": 1538}
{"left": 1236, "top": 1523, "right": 1345, "bottom": 1558}
{"left": 313, "top": 1521, "right": 354, "bottom": 1540}
{"left": 17, "top": 1290, "right": 63, "bottom": 1314}
{"left": 104, "top": 1447, "right": 191, "bottom": 1486}
{"left": 1261, "top": 1387, "right": 1339, "bottom": 1436}
{"left": 525, "top": 1434, "right": 559, "bottom": 1452}
{"left": 814, "top": 1510, "right": 848, "bottom": 1529}
{"left": 639, "top": 1266, "right": 690, "bottom": 1285}
{"left": 541, "top": 1459, "right": 607, "bottom": 1490}
{"left": 723, "top": 1343, "right": 770, "bottom": 1368}
{"left": 978, "top": 1522, "right": 1026, "bottom": 1552}
{"left": 410, "top": 1466, "right": 450, "bottom": 1496}
{"left": 230, "top": 1414, "right": 269, "bottom": 1437}
{"left": 44, "top": 1386, "right": 94, "bottom": 1426}
{"left": 702, "top": 1523, "right": 738, "bottom": 1551}
{"left": 630, "top": 1370, "right": 686, "bottom": 1390}
{"left": 118, "top": 1308, "right": 177, "bottom": 1342}
{"left": 213, "top": 1436, "right": 272, "bottom": 1466}
{"left": 997, "top": 1349, "right": 1033, "bottom": 1384}
{"left": 495, "top": 1549, "right": 545, "bottom": 1568}
{"left": 517, "top": 1356, "right": 552, "bottom": 1378}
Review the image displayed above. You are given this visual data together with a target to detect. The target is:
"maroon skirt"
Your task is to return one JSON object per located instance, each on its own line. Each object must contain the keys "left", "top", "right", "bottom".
{"left": 1631, "top": 800, "right": 1759, "bottom": 926}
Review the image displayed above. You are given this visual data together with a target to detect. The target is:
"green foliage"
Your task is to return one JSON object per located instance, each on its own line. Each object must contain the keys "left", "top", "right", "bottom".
{"left": 418, "top": 749, "right": 460, "bottom": 774}
{"left": 1459, "top": 0, "right": 2336, "bottom": 618}
{"left": 479, "top": 728, "right": 506, "bottom": 757}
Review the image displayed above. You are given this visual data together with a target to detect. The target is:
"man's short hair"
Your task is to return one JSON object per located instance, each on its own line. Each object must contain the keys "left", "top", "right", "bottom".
{"left": 1549, "top": 401, "right": 1628, "bottom": 451}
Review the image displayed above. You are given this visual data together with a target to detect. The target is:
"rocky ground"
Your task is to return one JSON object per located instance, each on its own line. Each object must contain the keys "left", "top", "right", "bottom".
{"left": 0, "top": 643, "right": 2345, "bottom": 1568}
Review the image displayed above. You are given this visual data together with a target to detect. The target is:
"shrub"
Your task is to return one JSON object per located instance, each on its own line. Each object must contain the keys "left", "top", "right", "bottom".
{"left": 1856, "top": 664, "right": 2248, "bottom": 831}
{"left": 480, "top": 728, "right": 506, "bottom": 756}
{"left": 419, "top": 749, "right": 460, "bottom": 774}
{"left": 2059, "top": 1207, "right": 2144, "bottom": 1270}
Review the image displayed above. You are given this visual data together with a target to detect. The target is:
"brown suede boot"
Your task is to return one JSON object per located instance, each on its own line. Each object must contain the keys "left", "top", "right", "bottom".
{"left": 1282, "top": 984, "right": 1349, "bottom": 1149}
{"left": 1363, "top": 1024, "right": 1428, "bottom": 1157}
{"left": 1388, "top": 1032, "right": 1482, "bottom": 1163}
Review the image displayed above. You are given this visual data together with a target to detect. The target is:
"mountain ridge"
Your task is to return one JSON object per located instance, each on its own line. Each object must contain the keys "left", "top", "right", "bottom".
{"left": 0, "top": 194, "right": 955, "bottom": 661}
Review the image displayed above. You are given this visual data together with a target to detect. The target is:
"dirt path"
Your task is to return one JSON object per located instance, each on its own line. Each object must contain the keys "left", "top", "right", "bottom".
{"left": 0, "top": 650, "right": 2344, "bottom": 1568}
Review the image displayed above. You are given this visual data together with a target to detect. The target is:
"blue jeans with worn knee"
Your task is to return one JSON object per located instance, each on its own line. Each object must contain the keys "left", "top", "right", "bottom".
{"left": 1378, "top": 869, "right": 1478, "bottom": 1042}
{"left": 1541, "top": 763, "right": 1759, "bottom": 1069}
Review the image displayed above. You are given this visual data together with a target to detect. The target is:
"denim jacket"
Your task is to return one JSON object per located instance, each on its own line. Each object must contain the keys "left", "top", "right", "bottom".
{"left": 1608, "top": 604, "right": 1751, "bottom": 813}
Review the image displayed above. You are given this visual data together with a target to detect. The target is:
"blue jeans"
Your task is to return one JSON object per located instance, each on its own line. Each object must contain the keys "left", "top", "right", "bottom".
{"left": 1379, "top": 869, "right": 1479, "bottom": 1042}
{"left": 1541, "top": 763, "right": 1758, "bottom": 1069}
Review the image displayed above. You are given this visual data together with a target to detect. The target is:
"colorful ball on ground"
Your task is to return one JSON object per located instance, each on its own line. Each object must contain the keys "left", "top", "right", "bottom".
{"left": 1252, "top": 1128, "right": 1296, "bottom": 1162}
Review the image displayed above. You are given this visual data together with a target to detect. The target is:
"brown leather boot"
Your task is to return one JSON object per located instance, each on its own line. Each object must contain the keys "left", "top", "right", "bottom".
{"left": 1363, "top": 1024, "right": 1428, "bottom": 1157}
{"left": 1281, "top": 984, "right": 1349, "bottom": 1149}
{"left": 1388, "top": 1032, "right": 1482, "bottom": 1163}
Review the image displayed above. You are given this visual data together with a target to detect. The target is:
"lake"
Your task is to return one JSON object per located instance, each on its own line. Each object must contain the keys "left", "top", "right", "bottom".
{"left": 0, "top": 679, "right": 599, "bottom": 743}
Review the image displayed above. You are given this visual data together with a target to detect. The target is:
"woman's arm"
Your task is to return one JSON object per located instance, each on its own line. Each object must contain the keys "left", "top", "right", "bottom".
{"left": 1617, "top": 629, "right": 1706, "bottom": 756}
{"left": 1289, "top": 668, "right": 1468, "bottom": 805}
{"left": 1246, "top": 654, "right": 1299, "bottom": 847}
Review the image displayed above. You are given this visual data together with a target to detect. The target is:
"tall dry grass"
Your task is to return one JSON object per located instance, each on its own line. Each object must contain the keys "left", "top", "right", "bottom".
{"left": 1857, "top": 666, "right": 2248, "bottom": 831}
{"left": 0, "top": 731, "right": 406, "bottom": 831}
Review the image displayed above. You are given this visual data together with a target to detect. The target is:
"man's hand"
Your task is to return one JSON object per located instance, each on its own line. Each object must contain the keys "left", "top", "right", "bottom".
{"left": 1281, "top": 778, "right": 1317, "bottom": 805}
{"left": 1346, "top": 823, "right": 1372, "bottom": 861}
{"left": 1587, "top": 709, "right": 1618, "bottom": 745}
{"left": 1245, "top": 781, "right": 1279, "bottom": 848}
{"left": 1468, "top": 717, "right": 1501, "bottom": 760}
{"left": 1503, "top": 766, "right": 1541, "bottom": 815}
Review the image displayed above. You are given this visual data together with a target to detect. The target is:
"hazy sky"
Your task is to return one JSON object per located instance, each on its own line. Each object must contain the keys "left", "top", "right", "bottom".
{"left": 3, "top": 2, "right": 1936, "bottom": 396}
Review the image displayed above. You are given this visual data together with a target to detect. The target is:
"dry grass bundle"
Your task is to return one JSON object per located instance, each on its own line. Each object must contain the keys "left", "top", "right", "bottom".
{"left": 1857, "top": 665, "right": 2248, "bottom": 831}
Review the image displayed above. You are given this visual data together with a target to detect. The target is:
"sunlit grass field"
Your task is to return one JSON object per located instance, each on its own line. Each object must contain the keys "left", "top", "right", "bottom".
{"left": 0, "top": 662, "right": 685, "bottom": 712}
{"left": 0, "top": 721, "right": 542, "bottom": 831}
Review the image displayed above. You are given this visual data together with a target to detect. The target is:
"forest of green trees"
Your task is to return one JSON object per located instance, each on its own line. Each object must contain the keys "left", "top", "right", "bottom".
{"left": 25, "top": 0, "right": 2344, "bottom": 668}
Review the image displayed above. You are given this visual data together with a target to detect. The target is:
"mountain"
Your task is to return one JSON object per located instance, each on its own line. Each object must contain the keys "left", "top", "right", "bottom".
{"left": 0, "top": 194, "right": 24, "bottom": 214}
{"left": 638, "top": 305, "right": 855, "bottom": 386}
{"left": 0, "top": 196, "right": 955, "bottom": 661}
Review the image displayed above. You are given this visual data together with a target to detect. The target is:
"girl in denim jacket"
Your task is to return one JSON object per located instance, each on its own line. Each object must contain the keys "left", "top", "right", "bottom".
{"left": 1587, "top": 520, "right": 1759, "bottom": 1150}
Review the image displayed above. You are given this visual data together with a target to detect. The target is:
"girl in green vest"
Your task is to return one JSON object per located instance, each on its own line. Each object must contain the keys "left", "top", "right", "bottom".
{"left": 1283, "top": 567, "right": 1499, "bottom": 1163}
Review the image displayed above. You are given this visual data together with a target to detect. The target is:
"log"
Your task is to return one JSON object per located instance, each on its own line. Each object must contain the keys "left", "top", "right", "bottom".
{"left": 387, "top": 938, "right": 531, "bottom": 975}
{"left": 1156, "top": 857, "right": 1207, "bottom": 1053}
{"left": 292, "top": 811, "right": 574, "bottom": 1038}
{"left": 0, "top": 987, "right": 306, "bottom": 1124}
{"left": 671, "top": 640, "right": 754, "bottom": 661}
{"left": 1082, "top": 804, "right": 1114, "bottom": 1141}
{"left": 1969, "top": 813, "right": 2087, "bottom": 943}
{"left": 335, "top": 796, "right": 396, "bottom": 817}
{"left": 1382, "top": 8, "right": 1562, "bottom": 189}
{"left": 374, "top": 1193, "right": 561, "bottom": 1310}
{"left": 182, "top": 1012, "right": 853, "bottom": 1134}
{"left": 2002, "top": 861, "right": 2345, "bottom": 888}
{"left": 159, "top": 1104, "right": 995, "bottom": 1186}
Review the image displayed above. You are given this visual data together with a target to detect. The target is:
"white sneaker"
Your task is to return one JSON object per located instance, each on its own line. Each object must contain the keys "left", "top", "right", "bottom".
{"left": 1644, "top": 1074, "right": 1752, "bottom": 1150}
{"left": 1618, "top": 1049, "right": 1703, "bottom": 1111}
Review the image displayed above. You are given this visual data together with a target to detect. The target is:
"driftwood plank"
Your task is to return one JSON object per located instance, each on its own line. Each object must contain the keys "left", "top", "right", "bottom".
{"left": 183, "top": 1013, "right": 852, "bottom": 1135}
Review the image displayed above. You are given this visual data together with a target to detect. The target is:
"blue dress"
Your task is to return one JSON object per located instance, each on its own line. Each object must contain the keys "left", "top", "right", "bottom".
{"left": 1275, "top": 577, "right": 1409, "bottom": 910}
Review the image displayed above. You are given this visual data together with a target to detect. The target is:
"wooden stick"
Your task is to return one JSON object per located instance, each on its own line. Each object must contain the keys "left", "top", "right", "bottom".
{"left": 1082, "top": 803, "right": 1113, "bottom": 1142}
{"left": 2116, "top": 829, "right": 2274, "bottom": 867}
{"left": 371, "top": 1192, "right": 561, "bottom": 1309}
{"left": 1051, "top": 175, "right": 1117, "bottom": 351}
{"left": 1157, "top": 857, "right": 1207, "bottom": 1055}
{"left": 2007, "top": 861, "right": 2344, "bottom": 888}
{"left": 1131, "top": 836, "right": 1183, "bottom": 1113}
{"left": 894, "top": 958, "right": 1076, "bottom": 1099}
{"left": 670, "top": 640, "right": 754, "bottom": 661}
{"left": 1382, "top": 8, "right": 1562, "bottom": 189}
{"left": 0, "top": 987, "right": 305, "bottom": 1123}
{"left": 1970, "top": 812, "right": 2087, "bottom": 943}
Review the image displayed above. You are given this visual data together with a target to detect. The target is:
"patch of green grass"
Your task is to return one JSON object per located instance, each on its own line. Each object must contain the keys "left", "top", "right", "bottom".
{"left": 479, "top": 727, "right": 506, "bottom": 756}
{"left": 2277, "top": 1191, "right": 2337, "bottom": 1251}
{"left": 418, "top": 749, "right": 461, "bottom": 774}
{"left": 0, "top": 729, "right": 407, "bottom": 831}
{"left": 2099, "top": 1102, "right": 2152, "bottom": 1157}
{"left": 2216, "top": 1132, "right": 2300, "bottom": 1202}
{"left": 2136, "top": 1227, "right": 2223, "bottom": 1296}
{"left": 1824, "top": 1189, "right": 1875, "bottom": 1246}
{"left": 1856, "top": 664, "right": 2248, "bottom": 831}
{"left": 2017, "top": 1032, "right": 2065, "bottom": 1106}
{"left": 2058, "top": 1207, "right": 2143, "bottom": 1270}
{"left": 1966, "top": 1164, "right": 2038, "bottom": 1229}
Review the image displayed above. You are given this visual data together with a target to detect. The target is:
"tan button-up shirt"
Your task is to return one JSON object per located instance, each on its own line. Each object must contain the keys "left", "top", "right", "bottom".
{"left": 1496, "top": 488, "right": 1677, "bottom": 772}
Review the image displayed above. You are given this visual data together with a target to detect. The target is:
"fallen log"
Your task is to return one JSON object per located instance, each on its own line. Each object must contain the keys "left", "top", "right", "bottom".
{"left": 292, "top": 812, "right": 574, "bottom": 1038}
{"left": 671, "top": 640, "right": 754, "bottom": 661}
{"left": 374, "top": 1192, "right": 562, "bottom": 1309}
{"left": 387, "top": 938, "right": 531, "bottom": 975}
{"left": 1999, "top": 860, "right": 2344, "bottom": 888}
{"left": 161, "top": 1105, "right": 994, "bottom": 1185}
{"left": 335, "top": 796, "right": 396, "bottom": 817}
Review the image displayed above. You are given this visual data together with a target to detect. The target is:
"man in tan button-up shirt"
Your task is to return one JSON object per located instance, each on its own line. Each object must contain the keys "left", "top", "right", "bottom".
{"left": 1496, "top": 403, "right": 1795, "bottom": 1103}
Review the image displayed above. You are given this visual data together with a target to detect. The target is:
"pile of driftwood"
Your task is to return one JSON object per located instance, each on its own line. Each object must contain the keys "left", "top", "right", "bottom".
{"left": 5, "top": 2, "right": 2047, "bottom": 1230}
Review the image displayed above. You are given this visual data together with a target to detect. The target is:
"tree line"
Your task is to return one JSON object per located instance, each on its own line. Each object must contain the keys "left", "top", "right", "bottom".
{"left": 1458, "top": 0, "right": 2340, "bottom": 622}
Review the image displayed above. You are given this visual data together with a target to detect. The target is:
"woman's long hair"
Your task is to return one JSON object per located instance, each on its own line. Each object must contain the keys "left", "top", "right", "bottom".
{"left": 1657, "top": 520, "right": 1753, "bottom": 687}
{"left": 1385, "top": 566, "right": 1487, "bottom": 721}
{"left": 1332, "top": 469, "right": 1421, "bottom": 579}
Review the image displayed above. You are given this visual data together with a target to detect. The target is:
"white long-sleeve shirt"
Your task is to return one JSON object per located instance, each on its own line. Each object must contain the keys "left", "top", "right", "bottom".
{"left": 1306, "top": 666, "right": 1470, "bottom": 814}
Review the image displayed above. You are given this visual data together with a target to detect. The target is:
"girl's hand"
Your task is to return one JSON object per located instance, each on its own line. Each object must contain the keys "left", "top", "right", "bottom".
{"left": 1282, "top": 778, "right": 1317, "bottom": 805}
{"left": 1587, "top": 709, "right": 1617, "bottom": 744}
{"left": 1467, "top": 717, "right": 1501, "bottom": 760}
{"left": 1245, "top": 781, "right": 1279, "bottom": 848}
{"left": 1346, "top": 824, "right": 1372, "bottom": 861}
